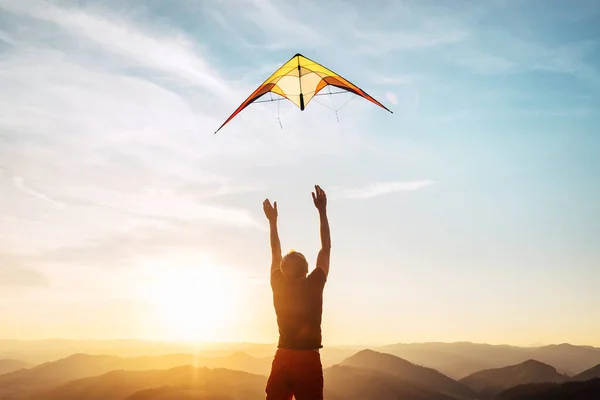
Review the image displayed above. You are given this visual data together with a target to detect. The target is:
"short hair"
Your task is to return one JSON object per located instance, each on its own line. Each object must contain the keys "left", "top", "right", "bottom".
{"left": 280, "top": 250, "right": 308, "bottom": 279}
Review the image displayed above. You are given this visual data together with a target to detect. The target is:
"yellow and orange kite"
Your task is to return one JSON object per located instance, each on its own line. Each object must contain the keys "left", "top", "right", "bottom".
{"left": 215, "top": 53, "right": 392, "bottom": 133}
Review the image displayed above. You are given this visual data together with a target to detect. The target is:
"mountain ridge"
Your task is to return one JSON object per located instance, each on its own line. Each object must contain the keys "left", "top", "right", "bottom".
{"left": 340, "top": 349, "right": 475, "bottom": 399}
{"left": 459, "top": 359, "right": 567, "bottom": 399}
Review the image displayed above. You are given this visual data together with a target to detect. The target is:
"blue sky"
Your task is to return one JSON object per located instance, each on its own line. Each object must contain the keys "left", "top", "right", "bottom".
{"left": 1, "top": 0, "right": 599, "bottom": 346}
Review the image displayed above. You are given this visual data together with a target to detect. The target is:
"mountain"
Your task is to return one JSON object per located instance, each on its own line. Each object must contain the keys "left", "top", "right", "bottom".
{"left": 0, "top": 339, "right": 355, "bottom": 365}
{"left": 0, "top": 352, "right": 270, "bottom": 399}
{"left": 459, "top": 359, "right": 567, "bottom": 399}
{"left": 529, "top": 343, "right": 600, "bottom": 376}
{"left": 0, "top": 353, "right": 184, "bottom": 399}
{"left": 31, "top": 363, "right": 459, "bottom": 400}
{"left": 28, "top": 366, "right": 267, "bottom": 400}
{"left": 378, "top": 342, "right": 600, "bottom": 379}
{"left": 496, "top": 377, "right": 600, "bottom": 400}
{"left": 378, "top": 342, "right": 529, "bottom": 379}
{"left": 340, "top": 349, "right": 475, "bottom": 399}
{"left": 0, "top": 360, "right": 31, "bottom": 375}
{"left": 4, "top": 339, "right": 599, "bottom": 377}
{"left": 324, "top": 365, "right": 456, "bottom": 400}
{"left": 573, "top": 363, "right": 600, "bottom": 381}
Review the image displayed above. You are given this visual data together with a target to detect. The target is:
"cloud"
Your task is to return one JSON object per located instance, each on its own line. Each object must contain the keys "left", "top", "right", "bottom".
{"left": 385, "top": 92, "right": 398, "bottom": 106}
{"left": 0, "top": 2, "right": 269, "bottom": 258}
{"left": 0, "top": 0, "right": 378, "bottom": 265}
{"left": 0, "top": 0, "right": 232, "bottom": 96}
{"left": 0, "top": 256, "right": 49, "bottom": 287}
{"left": 12, "top": 175, "right": 65, "bottom": 208}
{"left": 239, "top": 0, "right": 331, "bottom": 50}
{"left": 448, "top": 28, "right": 600, "bottom": 85}
{"left": 334, "top": 180, "right": 435, "bottom": 199}
{"left": 354, "top": 30, "right": 468, "bottom": 55}
{"left": 453, "top": 53, "right": 517, "bottom": 75}
{"left": 209, "top": 0, "right": 467, "bottom": 59}
{"left": 371, "top": 74, "right": 416, "bottom": 86}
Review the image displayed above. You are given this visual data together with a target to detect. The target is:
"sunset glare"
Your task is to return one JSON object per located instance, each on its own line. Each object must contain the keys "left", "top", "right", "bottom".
{"left": 141, "top": 258, "right": 241, "bottom": 342}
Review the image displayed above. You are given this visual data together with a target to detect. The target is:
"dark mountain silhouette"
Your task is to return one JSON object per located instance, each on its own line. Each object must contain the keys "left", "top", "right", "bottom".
{"left": 496, "top": 377, "right": 600, "bottom": 400}
{"left": 459, "top": 359, "right": 567, "bottom": 399}
{"left": 28, "top": 365, "right": 267, "bottom": 400}
{"left": 340, "top": 349, "right": 475, "bottom": 399}
{"left": 0, "top": 352, "right": 269, "bottom": 399}
{"left": 573, "top": 363, "right": 600, "bottom": 381}
{"left": 0, "top": 359, "right": 31, "bottom": 375}
{"left": 324, "top": 365, "right": 456, "bottom": 400}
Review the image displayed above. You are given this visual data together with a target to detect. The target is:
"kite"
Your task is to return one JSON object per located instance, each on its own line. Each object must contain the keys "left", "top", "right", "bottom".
{"left": 214, "top": 53, "right": 392, "bottom": 133}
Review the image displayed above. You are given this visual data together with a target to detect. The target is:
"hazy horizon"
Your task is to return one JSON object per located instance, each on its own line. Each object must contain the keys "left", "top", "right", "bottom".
{"left": 1, "top": 0, "right": 599, "bottom": 348}
{"left": 0, "top": 337, "right": 598, "bottom": 348}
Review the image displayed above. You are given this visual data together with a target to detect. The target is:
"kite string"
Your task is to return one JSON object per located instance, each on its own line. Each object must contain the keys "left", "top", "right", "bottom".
{"left": 277, "top": 95, "right": 283, "bottom": 129}
{"left": 270, "top": 92, "right": 283, "bottom": 129}
{"left": 335, "top": 94, "right": 357, "bottom": 113}
{"left": 311, "top": 88, "right": 357, "bottom": 122}
{"left": 328, "top": 86, "right": 340, "bottom": 123}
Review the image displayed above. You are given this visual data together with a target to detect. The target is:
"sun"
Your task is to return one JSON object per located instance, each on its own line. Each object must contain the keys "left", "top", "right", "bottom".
{"left": 143, "top": 258, "right": 241, "bottom": 341}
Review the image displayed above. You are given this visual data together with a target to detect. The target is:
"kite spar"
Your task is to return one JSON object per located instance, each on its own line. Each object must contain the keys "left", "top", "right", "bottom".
{"left": 214, "top": 53, "right": 392, "bottom": 134}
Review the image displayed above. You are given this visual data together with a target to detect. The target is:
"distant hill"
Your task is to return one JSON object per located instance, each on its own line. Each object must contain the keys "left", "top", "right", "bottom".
{"left": 0, "top": 352, "right": 270, "bottom": 399}
{"left": 459, "top": 359, "right": 567, "bottom": 399}
{"left": 378, "top": 342, "right": 600, "bottom": 379}
{"left": 496, "top": 377, "right": 600, "bottom": 400}
{"left": 28, "top": 366, "right": 267, "bottom": 400}
{"left": 324, "top": 365, "right": 456, "bottom": 400}
{"left": 340, "top": 349, "right": 475, "bottom": 399}
{"left": 378, "top": 342, "right": 528, "bottom": 379}
{"left": 4, "top": 339, "right": 599, "bottom": 377}
{"left": 0, "top": 359, "right": 31, "bottom": 375}
{"left": 573, "top": 363, "right": 600, "bottom": 381}
{"left": 30, "top": 363, "right": 461, "bottom": 400}
{"left": 0, "top": 339, "right": 280, "bottom": 365}
{"left": 528, "top": 343, "right": 600, "bottom": 376}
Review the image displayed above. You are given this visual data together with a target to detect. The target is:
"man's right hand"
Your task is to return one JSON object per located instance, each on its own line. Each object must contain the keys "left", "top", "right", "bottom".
{"left": 263, "top": 198, "right": 278, "bottom": 222}
{"left": 312, "top": 185, "right": 327, "bottom": 213}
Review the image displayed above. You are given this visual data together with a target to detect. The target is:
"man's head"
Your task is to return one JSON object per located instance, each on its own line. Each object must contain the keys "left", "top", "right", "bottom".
{"left": 280, "top": 250, "right": 308, "bottom": 280}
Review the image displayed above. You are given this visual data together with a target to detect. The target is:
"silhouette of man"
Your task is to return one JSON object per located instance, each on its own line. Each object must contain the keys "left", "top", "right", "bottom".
{"left": 263, "top": 185, "right": 331, "bottom": 400}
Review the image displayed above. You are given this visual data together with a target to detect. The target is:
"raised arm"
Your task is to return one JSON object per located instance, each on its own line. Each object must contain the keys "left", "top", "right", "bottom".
{"left": 263, "top": 199, "right": 282, "bottom": 274}
{"left": 312, "top": 185, "right": 331, "bottom": 278}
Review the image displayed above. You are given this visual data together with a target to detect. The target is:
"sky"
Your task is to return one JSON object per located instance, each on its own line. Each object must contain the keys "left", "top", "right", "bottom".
{"left": 1, "top": 0, "right": 599, "bottom": 347}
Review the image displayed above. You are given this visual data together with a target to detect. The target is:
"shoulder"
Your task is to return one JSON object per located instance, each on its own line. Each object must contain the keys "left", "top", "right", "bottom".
{"left": 270, "top": 269, "right": 284, "bottom": 288}
{"left": 307, "top": 267, "right": 327, "bottom": 287}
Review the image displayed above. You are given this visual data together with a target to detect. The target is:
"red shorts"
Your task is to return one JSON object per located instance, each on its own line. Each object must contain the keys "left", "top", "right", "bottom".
{"left": 265, "top": 348, "right": 323, "bottom": 400}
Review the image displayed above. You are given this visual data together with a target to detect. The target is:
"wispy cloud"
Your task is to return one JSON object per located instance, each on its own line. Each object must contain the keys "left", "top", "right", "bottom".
{"left": 354, "top": 30, "right": 467, "bottom": 55}
{"left": 0, "top": 0, "right": 232, "bottom": 96}
{"left": 448, "top": 29, "right": 600, "bottom": 85}
{"left": 0, "top": 255, "right": 49, "bottom": 287}
{"left": 0, "top": 1, "right": 270, "bottom": 260}
{"left": 0, "top": 0, "right": 374, "bottom": 266}
{"left": 334, "top": 180, "right": 435, "bottom": 199}
{"left": 385, "top": 92, "right": 398, "bottom": 106}
{"left": 11, "top": 175, "right": 65, "bottom": 208}
{"left": 371, "top": 74, "right": 417, "bottom": 86}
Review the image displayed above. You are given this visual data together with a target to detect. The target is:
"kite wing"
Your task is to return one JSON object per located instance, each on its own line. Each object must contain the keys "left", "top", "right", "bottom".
{"left": 215, "top": 53, "right": 392, "bottom": 133}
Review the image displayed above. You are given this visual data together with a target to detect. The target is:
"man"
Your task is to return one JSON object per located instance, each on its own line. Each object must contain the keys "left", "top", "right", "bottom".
{"left": 262, "top": 185, "right": 331, "bottom": 400}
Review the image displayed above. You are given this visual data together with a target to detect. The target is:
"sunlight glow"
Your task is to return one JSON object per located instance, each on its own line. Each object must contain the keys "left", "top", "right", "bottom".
{"left": 140, "top": 255, "right": 242, "bottom": 341}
